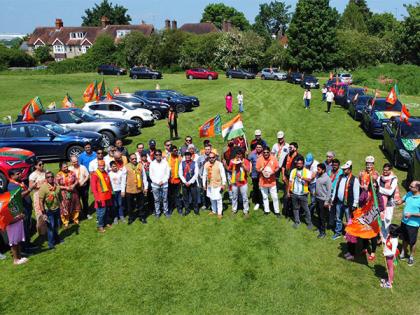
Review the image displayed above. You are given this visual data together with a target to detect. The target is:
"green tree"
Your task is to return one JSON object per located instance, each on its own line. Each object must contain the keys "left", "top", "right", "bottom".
{"left": 34, "top": 46, "right": 53, "bottom": 64}
{"left": 287, "top": 0, "right": 339, "bottom": 71}
{"left": 84, "top": 34, "right": 118, "bottom": 66}
{"left": 155, "top": 30, "right": 191, "bottom": 69}
{"left": 82, "top": 0, "right": 131, "bottom": 26}
{"left": 253, "top": 1, "right": 291, "bottom": 39}
{"left": 179, "top": 33, "right": 221, "bottom": 69}
{"left": 367, "top": 13, "right": 398, "bottom": 37}
{"left": 119, "top": 31, "right": 149, "bottom": 67}
{"left": 263, "top": 40, "right": 288, "bottom": 68}
{"left": 339, "top": 0, "right": 368, "bottom": 33}
{"left": 201, "top": 3, "right": 250, "bottom": 30}
{"left": 395, "top": 3, "right": 420, "bottom": 65}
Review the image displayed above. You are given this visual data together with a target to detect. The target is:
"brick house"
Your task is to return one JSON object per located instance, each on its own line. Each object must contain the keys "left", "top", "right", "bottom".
{"left": 27, "top": 17, "right": 154, "bottom": 61}
{"left": 164, "top": 19, "right": 232, "bottom": 35}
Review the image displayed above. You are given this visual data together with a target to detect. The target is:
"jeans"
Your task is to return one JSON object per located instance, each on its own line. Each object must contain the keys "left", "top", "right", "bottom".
{"left": 335, "top": 201, "right": 350, "bottom": 234}
{"left": 168, "top": 183, "right": 182, "bottom": 214}
{"left": 112, "top": 191, "right": 124, "bottom": 219}
{"left": 291, "top": 193, "right": 312, "bottom": 225}
{"left": 260, "top": 186, "right": 279, "bottom": 214}
{"left": 239, "top": 101, "right": 244, "bottom": 113}
{"left": 327, "top": 101, "right": 332, "bottom": 112}
{"left": 211, "top": 199, "right": 223, "bottom": 215}
{"left": 232, "top": 185, "right": 249, "bottom": 213}
{"left": 152, "top": 185, "right": 169, "bottom": 216}
{"left": 315, "top": 198, "right": 329, "bottom": 233}
{"left": 169, "top": 125, "right": 178, "bottom": 139}
{"left": 46, "top": 209, "right": 61, "bottom": 249}
{"left": 96, "top": 207, "right": 107, "bottom": 228}
{"left": 182, "top": 183, "right": 198, "bottom": 214}
{"left": 304, "top": 98, "right": 310, "bottom": 108}
{"left": 251, "top": 177, "right": 262, "bottom": 205}
{"left": 126, "top": 192, "right": 145, "bottom": 221}
{"left": 322, "top": 93, "right": 326, "bottom": 101}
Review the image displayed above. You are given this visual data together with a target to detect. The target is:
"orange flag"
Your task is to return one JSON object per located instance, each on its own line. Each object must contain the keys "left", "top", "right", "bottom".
{"left": 401, "top": 104, "right": 411, "bottom": 126}
{"left": 83, "top": 81, "right": 96, "bottom": 103}
{"left": 113, "top": 87, "right": 121, "bottom": 95}
{"left": 385, "top": 86, "right": 397, "bottom": 105}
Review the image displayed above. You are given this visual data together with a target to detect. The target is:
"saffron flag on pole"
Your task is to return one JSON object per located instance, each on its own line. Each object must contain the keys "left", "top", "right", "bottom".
{"left": 83, "top": 81, "right": 96, "bottom": 103}
{"left": 0, "top": 187, "right": 24, "bottom": 230}
{"left": 21, "top": 96, "right": 45, "bottom": 122}
{"left": 198, "top": 114, "right": 222, "bottom": 138}
{"left": 385, "top": 84, "right": 398, "bottom": 105}
{"left": 62, "top": 93, "right": 75, "bottom": 108}
{"left": 97, "top": 79, "right": 106, "bottom": 101}
{"left": 221, "top": 114, "right": 244, "bottom": 141}
{"left": 106, "top": 89, "right": 114, "bottom": 100}
{"left": 401, "top": 104, "right": 411, "bottom": 126}
{"left": 329, "top": 72, "right": 333, "bottom": 80}
{"left": 113, "top": 87, "right": 121, "bottom": 95}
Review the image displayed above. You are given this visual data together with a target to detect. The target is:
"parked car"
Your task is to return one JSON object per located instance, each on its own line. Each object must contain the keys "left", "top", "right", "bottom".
{"left": 161, "top": 90, "right": 200, "bottom": 107}
{"left": 83, "top": 100, "right": 155, "bottom": 128}
{"left": 300, "top": 75, "right": 320, "bottom": 89}
{"left": 335, "top": 87, "right": 365, "bottom": 108}
{"left": 260, "top": 68, "right": 287, "bottom": 81}
{"left": 407, "top": 146, "right": 420, "bottom": 184}
{"left": 287, "top": 72, "right": 303, "bottom": 84}
{"left": 337, "top": 73, "right": 353, "bottom": 84}
{"left": 382, "top": 117, "right": 420, "bottom": 169}
{"left": 361, "top": 98, "right": 403, "bottom": 137}
{"left": 17, "top": 108, "right": 137, "bottom": 147}
{"left": 0, "top": 147, "right": 36, "bottom": 192}
{"left": 348, "top": 95, "right": 373, "bottom": 121}
{"left": 107, "top": 93, "right": 170, "bottom": 120}
{"left": 97, "top": 64, "right": 126, "bottom": 76}
{"left": 0, "top": 121, "right": 103, "bottom": 161}
{"left": 129, "top": 66, "right": 162, "bottom": 80}
{"left": 185, "top": 68, "right": 218, "bottom": 80}
{"left": 226, "top": 68, "right": 255, "bottom": 79}
{"left": 134, "top": 90, "right": 194, "bottom": 113}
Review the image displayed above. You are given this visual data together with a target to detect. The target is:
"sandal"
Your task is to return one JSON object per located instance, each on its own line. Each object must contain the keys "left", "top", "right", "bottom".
{"left": 368, "top": 254, "right": 376, "bottom": 261}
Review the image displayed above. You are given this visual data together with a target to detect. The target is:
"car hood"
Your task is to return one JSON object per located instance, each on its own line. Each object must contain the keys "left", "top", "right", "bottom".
{"left": 65, "top": 130, "right": 102, "bottom": 139}
{"left": 401, "top": 138, "right": 420, "bottom": 152}
{"left": 93, "top": 117, "right": 127, "bottom": 124}
{"left": 0, "top": 147, "right": 35, "bottom": 160}
{"left": 131, "top": 108, "right": 153, "bottom": 115}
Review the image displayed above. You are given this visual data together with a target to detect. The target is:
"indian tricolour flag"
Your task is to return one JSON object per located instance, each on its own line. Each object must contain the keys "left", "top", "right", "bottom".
{"left": 222, "top": 114, "right": 244, "bottom": 141}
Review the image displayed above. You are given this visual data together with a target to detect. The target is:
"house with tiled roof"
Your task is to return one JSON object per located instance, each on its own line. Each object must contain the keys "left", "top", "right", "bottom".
{"left": 27, "top": 17, "right": 154, "bottom": 61}
{"left": 164, "top": 19, "right": 232, "bottom": 35}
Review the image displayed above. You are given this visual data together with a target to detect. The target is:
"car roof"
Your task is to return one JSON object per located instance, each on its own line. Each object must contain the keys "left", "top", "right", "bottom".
{"left": 0, "top": 121, "right": 50, "bottom": 128}
{"left": 42, "top": 108, "right": 80, "bottom": 113}
{"left": 86, "top": 100, "right": 128, "bottom": 106}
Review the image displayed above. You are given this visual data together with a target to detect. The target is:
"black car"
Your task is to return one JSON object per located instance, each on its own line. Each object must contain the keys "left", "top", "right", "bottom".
{"left": 226, "top": 69, "right": 255, "bottom": 79}
{"left": 162, "top": 90, "right": 200, "bottom": 107}
{"left": 407, "top": 146, "right": 420, "bottom": 184}
{"left": 97, "top": 64, "right": 126, "bottom": 76}
{"left": 134, "top": 90, "right": 193, "bottom": 113}
{"left": 129, "top": 67, "right": 162, "bottom": 80}
{"left": 300, "top": 75, "right": 320, "bottom": 89}
{"left": 348, "top": 95, "right": 373, "bottom": 121}
{"left": 382, "top": 117, "right": 420, "bottom": 169}
{"left": 287, "top": 72, "right": 303, "bottom": 84}
{"left": 336, "top": 87, "right": 365, "bottom": 108}
{"left": 108, "top": 93, "right": 170, "bottom": 120}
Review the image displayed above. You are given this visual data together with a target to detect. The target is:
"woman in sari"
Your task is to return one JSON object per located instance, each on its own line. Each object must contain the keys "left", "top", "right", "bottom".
{"left": 56, "top": 161, "right": 80, "bottom": 228}
{"left": 29, "top": 159, "right": 46, "bottom": 217}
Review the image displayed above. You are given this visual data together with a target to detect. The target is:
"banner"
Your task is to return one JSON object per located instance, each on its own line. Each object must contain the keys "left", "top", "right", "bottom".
{"left": 0, "top": 188, "right": 24, "bottom": 230}
{"left": 198, "top": 114, "right": 222, "bottom": 138}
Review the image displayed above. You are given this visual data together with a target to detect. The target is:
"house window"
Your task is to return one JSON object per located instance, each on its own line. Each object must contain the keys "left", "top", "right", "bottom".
{"left": 70, "top": 32, "right": 86, "bottom": 39}
{"left": 34, "top": 44, "right": 44, "bottom": 49}
{"left": 81, "top": 46, "right": 90, "bottom": 54}
{"left": 116, "top": 30, "right": 131, "bottom": 38}
{"left": 53, "top": 45, "right": 65, "bottom": 53}
{"left": 55, "top": 58, "right": 64, "bottom": 62}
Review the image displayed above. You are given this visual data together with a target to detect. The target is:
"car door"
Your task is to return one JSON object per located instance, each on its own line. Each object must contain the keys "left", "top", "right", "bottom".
{"left": 57, "top": 111, "right": 81, "bottom": 131}
{"left": 0, "top": 125, "right": 29, "bottom": 149}
{"left": 108, "top": 103, "right": 126, "bottom": 119}
{"left": 26, "top": 125, "right": 61, "bottom": 158}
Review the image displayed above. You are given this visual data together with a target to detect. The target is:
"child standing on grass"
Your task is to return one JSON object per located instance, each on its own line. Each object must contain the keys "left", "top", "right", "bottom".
{"left": 109, "top": 161, "right": 125, "bottom": 224}
{"left": 381, "top": 224, "right": 400, "bottom": 289}
{"left": 237, "top": 91, "right": 244, "bottom": 113}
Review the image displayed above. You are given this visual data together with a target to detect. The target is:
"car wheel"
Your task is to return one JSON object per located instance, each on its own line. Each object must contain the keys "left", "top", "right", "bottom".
{"left": 67, "top": 145, "right": 84, "bottom": 160}
{"left": 188, "top": 75, "right": 193, "bottom": 80}
{"left": 152, "top": 110, "right": 162, "bottom": 120}
{"left": 274, "top": 76, "right": 279, "bottom": 81}
{"left": 132, "top": 75, "right": 138, "bottom": 80}
{"left": 131, "top": 117, "right": 143, "bottom": 128}
{"left": 244, "top": 76, "right": 248, "bottom": 80}
{"left": 229, "top": 75, "right": 232, "bottom": 79}
{"left": 208, "top": 75, "right": 213, "bottom": 80}
{"left": 0, "top": 172, "right": 7, "bottom": 193}
{"left": 261, "top": 75, "right": 265, "bottom": 80}
{"left": 100, "top": 131, "right": 115, "bottom": 147}
{"left": 152, "top": 75, "right": 157, "bottom": 80}
{"left": 177, "top": 104, "right": 186, "bottom": 113}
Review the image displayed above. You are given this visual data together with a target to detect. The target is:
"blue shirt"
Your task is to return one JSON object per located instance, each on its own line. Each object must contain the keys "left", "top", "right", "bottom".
{"left": 248, "top": 151, "right": 261, "bottom": 179}
{"left": 402, "top": 192, "right": 420, "bottom": 227}
{"left": 78, "top": 151, "right": 97, "bottom": 171}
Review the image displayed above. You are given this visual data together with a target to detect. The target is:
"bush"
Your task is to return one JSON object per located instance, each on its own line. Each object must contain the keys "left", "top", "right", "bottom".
{"left": 47, "top": 56, "right": 94, "bottom": 74}
{"left": 0, "top": 44, "right": 36, "bottom": 68}
{"left": 34, "top": 46, "right": 54, "bottom": 64}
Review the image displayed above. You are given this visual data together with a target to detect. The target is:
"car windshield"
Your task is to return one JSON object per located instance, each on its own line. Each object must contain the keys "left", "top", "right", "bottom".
{"left": 357, "top": 96, "right": 372, "bottom": 105}
{"left": 120, "top": 103, "right": 135, "bottom": 110}
{"left": 400, "top": 122, "right": 420, "bottom": 139}
{"left": 372, "top": 101, "right": 402, "bottom": 112}
{"left": 348, "top": 89, "right": 364, "bottom": 97}
{"left": 44, "top": 122, "right": 70, "bottom": 134}
{"left": 341, "top": 74, "right": 351, "bottom": 78}
{"left": 70, "top": 109, "right": 97, "bottom": 122}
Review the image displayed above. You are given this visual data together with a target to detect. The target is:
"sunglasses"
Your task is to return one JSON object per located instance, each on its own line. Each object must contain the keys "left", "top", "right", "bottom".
{"left": 46, "top": 175, "right": 53, "bottom": 178}
{"left": 263, "top": 151, "right": 270, "bottom": 154}
{"left": 166, "top": 144, "right": 172, "bottom": 147}
{"left": 97, "top": 152, "right": 104, "bottom": 155}
{"left": 209, "top": 156, "right": 216, "bottom": 159}
{"left": 37, "top": 163, "right": 44, "bottom": 166}
{"left": 186, "top": 139, "right": 192, "bottom": 142}
{"left": 155, "top": 154, "right": 162, "bottom": 156}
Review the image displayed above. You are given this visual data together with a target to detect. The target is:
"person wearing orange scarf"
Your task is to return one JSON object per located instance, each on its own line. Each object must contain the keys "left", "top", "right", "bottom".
{"left": 56, "top": 161, "right": 80, "bottom": 228}
{"left": 167, "top": 145, "right": 182, "bottom": 215}
{"left": 358, "top": 155, "right": 379, "bottom": 191}
{"left": 228, "top": 149, "right": 251, "bottom": 217}
{"left": 167, "top": 106, "right": 179, "bottom": 140}
{"left": 90, "top": 160, "right": 113, "bottom": 232}
{"left": 203, "top": 152, "right": 226, "bottom": 218}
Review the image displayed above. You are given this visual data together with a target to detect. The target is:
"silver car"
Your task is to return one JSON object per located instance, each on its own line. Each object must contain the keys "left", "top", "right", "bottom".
{"left": 260, "top": 68, "right": 287, "bottom": 80}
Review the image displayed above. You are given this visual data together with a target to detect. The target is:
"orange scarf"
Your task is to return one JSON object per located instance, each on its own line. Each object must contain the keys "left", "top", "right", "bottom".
{"left": 285, "top": 152, "right": 297, "bottom": 171}
{"left": 95, "top": 169, "right": 109, "bottom": 192}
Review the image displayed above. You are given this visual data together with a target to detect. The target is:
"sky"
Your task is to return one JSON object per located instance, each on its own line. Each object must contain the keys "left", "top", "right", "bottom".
{"left": 0, "top": 0, "right": 416, "bottom": 34}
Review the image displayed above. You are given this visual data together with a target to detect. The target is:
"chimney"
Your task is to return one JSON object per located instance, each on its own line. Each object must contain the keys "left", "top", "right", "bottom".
{"left": 171, "top": 20, "right": 177, "bottom": 30}
{"left": 101, "top": 16, "right": 110, "bottom": 27}
{"left": 165, "top": 19, "right": 171, "bottom": 30}
{"left": 55, "top": 18, "right": 63, "bottom": 30}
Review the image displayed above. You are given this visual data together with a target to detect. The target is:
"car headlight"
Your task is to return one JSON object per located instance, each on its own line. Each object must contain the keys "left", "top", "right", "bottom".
{"left": 399, "top": 149, "right": 411, "bottom": 159}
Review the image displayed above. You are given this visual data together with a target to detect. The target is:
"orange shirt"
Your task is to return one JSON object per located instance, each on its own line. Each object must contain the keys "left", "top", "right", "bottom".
{"left": 256, "top": 155, "right": 279, "bottom": 187}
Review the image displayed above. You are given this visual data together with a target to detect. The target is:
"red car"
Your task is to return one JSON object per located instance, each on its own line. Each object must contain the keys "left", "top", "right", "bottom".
{"left": 0, "top": 147, "right": 36, "bottom": 192}
{"left": 186, "top": 68, "right": 218, "bottom": 80}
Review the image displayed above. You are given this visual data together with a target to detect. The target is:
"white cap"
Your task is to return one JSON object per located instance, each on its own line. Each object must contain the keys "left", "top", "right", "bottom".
{"left": 341, "top": 160, "right": 352, "bottom": 169}
{"left": 187, "top": 144, "right": 195, "bottom": 150}
{"left": 277, "top": 131, "right": 285, "bottom": 138}
{"left": 255, "top": 129, "right": 262, "bottom": 136}
{"left": 365, "top": 155, "right": 375, "bottom": 163}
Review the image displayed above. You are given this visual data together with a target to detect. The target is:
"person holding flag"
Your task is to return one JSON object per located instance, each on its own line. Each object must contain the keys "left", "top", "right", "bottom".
{"left": 380, "top": 224, "right": 400, "bottom": 289}
{"left": 168, "top": 106, "right": 179, "bottom": 140}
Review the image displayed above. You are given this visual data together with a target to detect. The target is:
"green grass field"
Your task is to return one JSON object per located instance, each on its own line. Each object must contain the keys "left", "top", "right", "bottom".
{"left": 0, "top": 73, "right": 419, "bottom": 314}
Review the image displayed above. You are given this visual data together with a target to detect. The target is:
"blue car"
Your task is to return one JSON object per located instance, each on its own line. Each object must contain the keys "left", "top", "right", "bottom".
{"left": 0, "top": 121, "right": 103, "bottom": 161}
{"left": 382, "top": 117, "right": 420, "bottom": 169}
{"left": 134, "top": 90, "right": 194, "bottom": 113}
{"left": 163, "top": 90, "right": 200, "bottom": 107}
{"left": 348, "top": 95, "right": 373, "bottom": 121}
{"left": 361, "top": 98, "right": 403, "bottom": 137}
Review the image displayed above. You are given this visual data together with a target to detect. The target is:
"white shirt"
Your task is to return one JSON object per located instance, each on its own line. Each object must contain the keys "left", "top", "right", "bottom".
{"left": 383, "top": 237, "right": 398, "bottom": 257}
{"left": 109, "top": 169, "right": 124, "bottom": 192}
{"left": 303, "top": 90, "right": 311, "bottom": 100}
{"left": 88, "top": 159, "right": 98, "bottom": 173}
{"left": 68, "top": 165, "right": 89, "bottom": 186}
{"left": 104, "top": 155, "right": 114, "bottom": 168}
{"left": 305, "top": 160, "right": 319, "bottom": 184}
{"left": 237, "top": 94, "right": 243, "bottom": 104}
{"left": 179, "top": 160, "right": 198, "bottom": 185}
{"left": 326, "top": 91, "right": 335, "bottom": 102}
{"left": 321, "top": 87, "right": 327, "bottom": 94}
{"left": 271, "top": 142, "right": 289, "bottom": 167}
{"left": 149, "top": 159, "right": 170, "bottom": 188}
{"left": 120, "top": 165, "right": 149, "bottom": 192}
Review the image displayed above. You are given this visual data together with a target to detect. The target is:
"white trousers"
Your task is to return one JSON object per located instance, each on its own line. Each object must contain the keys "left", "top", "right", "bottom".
{"left": 260, "top": 186, "right": 279, "bottom": 214}
{"left": 232, "top": 185, "right": 249, "bottom": 213}
{"left": 211, "top": 199, "right": 223, "bottom": 215}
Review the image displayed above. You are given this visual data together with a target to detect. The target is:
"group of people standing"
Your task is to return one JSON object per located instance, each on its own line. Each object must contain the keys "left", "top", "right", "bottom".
{"left": 225, "top": 91, "right": 244, "bottom": 113}
{"left": 1, "top": 131, "right": 419, "bottom": 289}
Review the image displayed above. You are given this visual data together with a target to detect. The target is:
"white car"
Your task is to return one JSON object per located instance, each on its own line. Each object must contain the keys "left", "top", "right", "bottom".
{"left": 83, "top": 100, "right": 155, "bottom": 128}
{"left": 338, "top": 73, "right": 353, "bottom": 84}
